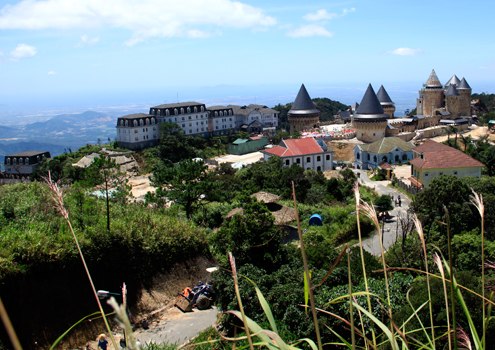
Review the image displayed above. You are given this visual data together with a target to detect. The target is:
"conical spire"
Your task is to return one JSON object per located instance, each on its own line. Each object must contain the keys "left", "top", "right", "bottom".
{"left": 445, "top": 84, "right": 459, "bottom": 96}
{"left": 377, "top": 85, "right": 394, "bottom": 105}
{"left": 445, "top": 74, "right": 461, "bottom": 88}
{"left": 458, "top": 77, "right": 471, "bottom": 90}
{"left": 355, "top": 84, "right": 385, "bottom": 115}
{"left": 291, "top": 84, "right": 318, "bottom": 111}
{"left": 425, "top": 69, "right": 442, "bottom": 88}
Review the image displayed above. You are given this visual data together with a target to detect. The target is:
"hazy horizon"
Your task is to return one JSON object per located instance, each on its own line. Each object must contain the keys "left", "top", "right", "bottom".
{"left": 2, "top": 79, "right": 495, "bottom": 125}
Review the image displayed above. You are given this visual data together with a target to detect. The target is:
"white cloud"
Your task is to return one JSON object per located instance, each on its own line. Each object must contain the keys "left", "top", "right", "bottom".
{"left": 287, "top": 25, "right": 333, "bottom": 38}
{"left": 79, "top": 34, "right": 100, "bottom": 46}
{"left": 10, "top": 43, "right": 37, "bottom": 60}
{"left": 303, "top": 7, "right": 355, "bottom": 22}
{"left": 390, "top": 47, "right": 422, "bottom": 56}
{"left": 0, "top": 0, "right": 277, "bottom": 45}
{"left": 47, "top": 70, "right": 56, "bottom": 75}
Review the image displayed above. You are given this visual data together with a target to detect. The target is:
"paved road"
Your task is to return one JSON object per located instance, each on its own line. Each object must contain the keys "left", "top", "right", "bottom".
{"left": 353, "top": 170, "right": 412, "bottom": 256}
{"left": 133, "top": 307, "right": 218, "bottom": 347}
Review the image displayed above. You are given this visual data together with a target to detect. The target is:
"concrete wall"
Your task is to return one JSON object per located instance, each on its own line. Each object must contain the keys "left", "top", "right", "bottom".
{"left": 264, "top": 151, "right": 333, "bottom": 171}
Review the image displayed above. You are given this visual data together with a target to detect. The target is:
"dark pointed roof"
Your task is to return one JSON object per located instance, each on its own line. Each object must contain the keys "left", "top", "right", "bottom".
{"left": 444, "top": 75, "right": 461, "bottom": 88}
{"left": 445, "top": 84, "right": 459, "bottom": 96}
{"left": 458, "top": 77, "right": 471, "bottom": 90}
{"left": 377, "top": 85, "right": 394, "bottom": 105}
{"left": 356, "top": 84, "right": 385, "bottom": 114}
{"left": 289, "top": 84, "right": 319, "bottom": 115}
{"left": 353, "top": 84, "right": 388, "bottom": 121}
{"left": 425, "top": 69, "right": 442, "bottom": 88}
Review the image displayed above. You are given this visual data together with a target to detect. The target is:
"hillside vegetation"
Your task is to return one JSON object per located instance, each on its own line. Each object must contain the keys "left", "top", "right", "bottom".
{"left": 2, "top": 110, "right": 495, "bottom": 349}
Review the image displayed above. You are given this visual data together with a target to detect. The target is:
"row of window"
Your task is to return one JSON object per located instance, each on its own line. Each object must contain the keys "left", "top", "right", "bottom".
{"left": 119, "top": 118, "right": 156, "bottom": 127}
{"left": 284, "top": 154, "right": 330, "bottom": 166}
{"left": 152, "top": 106, "right": 206, "bottom": 116}
{"left": 356, "top": 153, "right": 409, "bottom": 163}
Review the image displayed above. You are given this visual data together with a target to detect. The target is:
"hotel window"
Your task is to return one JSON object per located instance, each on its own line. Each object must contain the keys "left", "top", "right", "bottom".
{"left": 317, "top": 156, "right": 321, "bottom": 161}
{"left": 326, "top": 155, "right": 330, "bottom": 161}
{"left": 306, "top": 157, "right": 311, "bottom": 163}
{"left": 296, "top": 158, "right": 301, "bottom": 164}
{"left": 285, "top": 159, "right": 290, "bottom": 166}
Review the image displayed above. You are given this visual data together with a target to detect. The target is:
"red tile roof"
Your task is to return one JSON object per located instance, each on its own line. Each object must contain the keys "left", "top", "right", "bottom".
{"left": 263, "top": 138, "right": 325, "bottom": 157}
{"left": 410, "top": 140, "right": 484, "bottom": 170}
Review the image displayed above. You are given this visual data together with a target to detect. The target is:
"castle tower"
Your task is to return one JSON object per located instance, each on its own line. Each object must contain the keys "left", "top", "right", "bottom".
{"left": 445, "top": 84, "right": 461, "bottom": 118}
{"left": 352, "top": 84, "right": 388, "bottom": 143}
{"left": 417, "top": 69, "right": 444, "bottom": 116}
{"left": 456, "top": 77, "right": 472, "bottom": 117}
{"left": 376, "top": 85, "right": 395, "bottom": 117}
{"left": 288, "top": 84, "right": 320, "bottom": 133}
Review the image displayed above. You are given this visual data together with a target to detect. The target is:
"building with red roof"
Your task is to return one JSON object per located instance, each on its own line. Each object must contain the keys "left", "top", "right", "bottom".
{"left": 410, "top": 139, "right": 483, "bottom": 188}
{"left": 262, "top": 137, "right": 333, "bottom": 171}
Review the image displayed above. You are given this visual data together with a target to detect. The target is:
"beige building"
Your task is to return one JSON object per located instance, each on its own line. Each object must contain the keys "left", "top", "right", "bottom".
{"left": 409, "top": 140, "right": 483, "bottom": 188}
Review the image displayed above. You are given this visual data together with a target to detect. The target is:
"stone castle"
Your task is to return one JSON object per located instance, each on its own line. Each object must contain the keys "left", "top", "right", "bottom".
{"left": 351, "top": 69, "right": 472, "bottom": 143}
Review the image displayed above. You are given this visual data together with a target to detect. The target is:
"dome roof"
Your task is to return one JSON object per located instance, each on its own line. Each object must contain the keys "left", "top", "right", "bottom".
{"left": 289, "top": 84, "right": 319, "bottom": 115}
{"left": 353, "top": 84, "right": 388, "bottom": 121}
{"left": 458, "top": 77, "right": 471, "bottom": 90}
{"left": 376, "top": 85, "right": 394, "bottom": 105}
{"left": 424, "top": 69, "right": 442, "bottom": 88}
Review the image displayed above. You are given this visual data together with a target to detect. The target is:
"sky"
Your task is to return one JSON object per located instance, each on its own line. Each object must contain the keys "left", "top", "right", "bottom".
{"left": 0, "top": 0, "right": 494, "bottom": 114}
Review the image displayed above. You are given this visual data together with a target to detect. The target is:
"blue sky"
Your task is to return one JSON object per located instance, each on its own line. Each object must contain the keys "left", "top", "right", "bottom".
{"left": 0, "top": 0, "right": 494, "bottom": 113}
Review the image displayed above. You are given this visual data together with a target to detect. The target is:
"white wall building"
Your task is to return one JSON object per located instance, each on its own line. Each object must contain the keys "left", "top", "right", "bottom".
{"left": 207, "top": 106, "right": 236, "bottom": 135}
{"left": 262, "top": 137, "right": 333, "bottom": 171}
{"left": 150, "top": 102, "right": 209, "bottom": 137}
{"left": 116, "top": 114, "right": 159, "bottom": 150}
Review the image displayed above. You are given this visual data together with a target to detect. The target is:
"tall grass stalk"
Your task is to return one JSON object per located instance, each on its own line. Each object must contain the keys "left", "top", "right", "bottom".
{"left": 360, "top": 201, "right": 393, "bottom": 332}
{"left": 0, "top": 297, "right": 22, "bottom": 350}
{"left": 470, "top": 189, "right": 485, "bottom": 349}
{"left": 444, "top": 207, "right": 457, "bottom": 350}
{"left": 433, "top": 253, "right": 452, "bottom": 350}
{"left": 291, "top": 181, "right": 323, "bottom": 350}
{"left": 353, "top": 182, "right": 377, "bottom": 348}
{"left": 347, "top": 249, "right": 356, "bottom": 350}
{"left": 413, "top": 214, "right": 435, "bottom": 346}
{"left": 44, "top": 173, "right": 118, "bottom": 349}
{"left": 228, "top": 252, "right": 254, "bottom": 350}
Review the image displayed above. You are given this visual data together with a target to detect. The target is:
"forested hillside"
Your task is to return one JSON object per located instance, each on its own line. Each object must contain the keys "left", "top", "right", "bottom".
{"left": 1, "top": 120, "right": 495, "bottom": 350}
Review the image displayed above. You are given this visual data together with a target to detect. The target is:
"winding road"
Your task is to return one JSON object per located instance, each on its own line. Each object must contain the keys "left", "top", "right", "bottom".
{"left": 353, "top": 169, "right": 412, "bottom": 256}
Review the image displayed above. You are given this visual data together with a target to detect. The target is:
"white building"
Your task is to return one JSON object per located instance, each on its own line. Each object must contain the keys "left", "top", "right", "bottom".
{"left": 116, "top": 102, "right": 280, "bottom": 150}
{"left": 261, "top": 137, "right": 333, "bottom": 171}
{"left": 150, "top": 102, "right": 209, "bottom": 137}
{"left": 207, "top": 106, "right": 236, "bottom": 135}
{"left": 3, "top": 151, "right": 51, "bottom": 176}
{"left": 229, "top": 104, "right": 279, "bottom": 133}
{"left": 116, "top": 114, "right": 159, "bottom": 150}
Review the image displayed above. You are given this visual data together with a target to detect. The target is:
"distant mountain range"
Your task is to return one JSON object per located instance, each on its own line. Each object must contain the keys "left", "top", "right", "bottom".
{"left": 0, "top": 111, "right": 118, "bottom": 160}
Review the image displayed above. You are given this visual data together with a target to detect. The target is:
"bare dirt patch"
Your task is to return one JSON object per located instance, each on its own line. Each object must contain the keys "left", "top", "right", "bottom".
{"left": 328, "top": 141, "right": 359, "bottom": 162}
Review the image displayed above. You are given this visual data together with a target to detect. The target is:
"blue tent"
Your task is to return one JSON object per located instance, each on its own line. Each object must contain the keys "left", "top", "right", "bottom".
{"left": 309, "top": 214, "right": 323, "bottom": 226}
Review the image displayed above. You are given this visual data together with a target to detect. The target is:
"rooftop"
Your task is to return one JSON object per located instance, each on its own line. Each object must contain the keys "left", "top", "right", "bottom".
{"left": 263, "top": 137, "right": 327, "bottom": 157}
{"left": 376, "top": 85, "right": 394, "bottom": 105}
{"left": 410, "top": 140, "right": 484, "bottom": 169}
{"left": 424, "top": 69, "right": 442, "bottom": 88}
{"left": 151, "top": 101, "right": 205, "bottom": 109}
{"left": 5, "top": 150, "right": 50, "bottom": 157}
{"left": 288, "top": 84, "right": 319, "bottom": 115}
{"left": 360, "top": 137, "right": 414, "bottom": 154}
